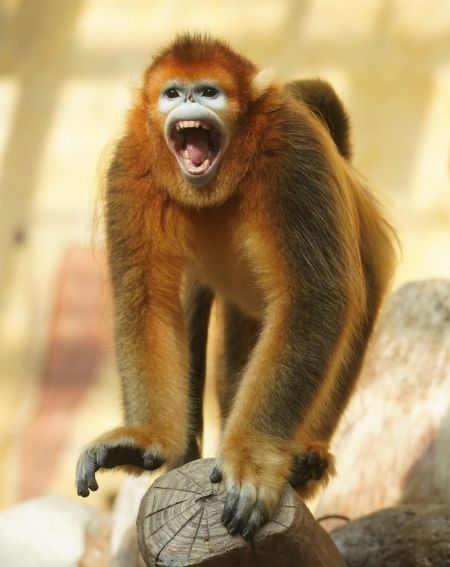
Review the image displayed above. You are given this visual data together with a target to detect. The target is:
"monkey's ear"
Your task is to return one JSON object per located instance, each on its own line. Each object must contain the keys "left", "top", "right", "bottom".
{"left": 250, "top": 68, "right": 274, "bottom": 100}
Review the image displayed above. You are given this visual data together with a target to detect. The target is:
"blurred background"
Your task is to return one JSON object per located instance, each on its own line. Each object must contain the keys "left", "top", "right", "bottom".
{"left": 0, "top": 0, "right": 449, "bottom": 512}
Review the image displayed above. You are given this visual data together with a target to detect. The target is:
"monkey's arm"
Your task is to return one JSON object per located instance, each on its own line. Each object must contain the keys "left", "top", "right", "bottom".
{"left": 76, "top": 160, "right": 190, "bottom": 497}
{"left": 212, "top": 153, "right": 366, "bottom": 538}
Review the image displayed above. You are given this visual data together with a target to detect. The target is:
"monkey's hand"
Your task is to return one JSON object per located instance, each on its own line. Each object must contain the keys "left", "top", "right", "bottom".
{"left": 76, "top": 426, "right": 183, "bottom": 497}
{"left": 210, "top": 433, "right": 292, "bottom": 540}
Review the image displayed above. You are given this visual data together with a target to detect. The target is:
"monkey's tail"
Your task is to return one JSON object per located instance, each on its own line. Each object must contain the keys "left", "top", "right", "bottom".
{"left": 285, "top": 78, "right": 352, "bottom": 160}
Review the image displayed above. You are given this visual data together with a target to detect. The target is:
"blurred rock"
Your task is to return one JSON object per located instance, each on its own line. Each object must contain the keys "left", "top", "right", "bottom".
{"left": 77, "top": 512, "right": 112, "bottom": 567}
{"left": 109, "top": 473, "right": 151, "bottom": 566}
{"left": 331, "top": 504, "right": 450, "bottom": 567}
{"left": 0, "top": 495, "right": 102, "bottom": 567}
{"left": 316, "top": 280, "right": 450, "bottom": 519}
{"left": 110, "top": 526, "right": 146, "bottom": 567}
{"left": 0, "top": 493, "right": 147, "bottom": 567}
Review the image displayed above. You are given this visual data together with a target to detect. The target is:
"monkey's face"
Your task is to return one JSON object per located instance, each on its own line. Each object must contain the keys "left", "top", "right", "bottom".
{"left": 141, "top": 55, "right": 272, "bottom": 206}
{"left": 158, "top": 81, "right": 231, "bottom": 186}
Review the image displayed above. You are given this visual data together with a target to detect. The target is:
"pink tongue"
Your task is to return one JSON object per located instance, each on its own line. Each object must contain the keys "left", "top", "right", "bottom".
{"left": 185, "top": 129, "right": 209, "bottom": 165}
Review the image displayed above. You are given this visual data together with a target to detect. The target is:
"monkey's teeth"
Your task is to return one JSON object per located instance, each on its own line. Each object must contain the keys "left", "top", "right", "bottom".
{"left": 185, "top": 158, "right": 210, "bottom": 174}
{"left": 175, "top": 120, "right": 212, "bottom": 130}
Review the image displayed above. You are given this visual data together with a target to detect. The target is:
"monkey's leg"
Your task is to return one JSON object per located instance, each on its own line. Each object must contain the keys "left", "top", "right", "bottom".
{"left": 290, "top": 296, "right": 382, "bottom": 498}
{"left": 179, "top": 281, "right": 213, "bottom": 465}
{"left": 76, "top": 202, "right": 192, "bottom": 497}
{"left": 215, "top": 299, "right": 260, "bottom": 420}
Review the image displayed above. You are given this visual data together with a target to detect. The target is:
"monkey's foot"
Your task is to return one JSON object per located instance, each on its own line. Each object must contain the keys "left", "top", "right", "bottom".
{"left": 210, "top": 437, "right": 290, "bottom": 540}
{"left": 290, "top": 444, "right": 336, "bottom": 499}
{"left": 76, "top": 441, "right": 165, "bottom": 497}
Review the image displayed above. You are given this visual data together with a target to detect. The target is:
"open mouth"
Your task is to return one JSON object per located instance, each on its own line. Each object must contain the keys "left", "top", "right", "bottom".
{"left": 168, "top": 120, "right": 223, "bottom": 179}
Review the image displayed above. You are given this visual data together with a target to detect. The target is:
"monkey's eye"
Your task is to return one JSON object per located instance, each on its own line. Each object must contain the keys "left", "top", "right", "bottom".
{"left": 201, "top": 86, "right": 219, "bottom": 98}
{"left": 165, "top": 88, "right": 180, "bottom": 99}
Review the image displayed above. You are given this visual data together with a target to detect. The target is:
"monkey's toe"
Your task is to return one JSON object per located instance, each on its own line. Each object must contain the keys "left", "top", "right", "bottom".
{"left": 289, "top": 450, "right": 329, "bottom": 487}
{"left": 76, "top": 443, "right": 165, "bottom": 497}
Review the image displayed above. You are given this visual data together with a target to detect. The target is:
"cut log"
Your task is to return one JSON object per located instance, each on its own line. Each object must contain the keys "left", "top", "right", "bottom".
{"left": 331, "top": 504, "right": 450, "bottom": 566}
{"left": 137, "top": 458, "right": 345, "bottom": 567}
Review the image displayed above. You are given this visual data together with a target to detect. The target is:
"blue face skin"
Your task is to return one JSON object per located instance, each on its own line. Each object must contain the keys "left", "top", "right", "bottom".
{"left": 158, "top": 81, "right": 230, "bottom": 186}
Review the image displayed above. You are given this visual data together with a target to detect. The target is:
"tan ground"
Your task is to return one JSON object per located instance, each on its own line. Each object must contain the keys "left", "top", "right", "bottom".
{"left": 0, "top": 0, "right": 449, "bottom": 510}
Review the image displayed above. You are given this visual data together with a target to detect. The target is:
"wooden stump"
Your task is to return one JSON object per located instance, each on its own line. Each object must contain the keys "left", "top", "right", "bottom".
{"left": 137, "top": 458, "right": 345, "bottom": 567}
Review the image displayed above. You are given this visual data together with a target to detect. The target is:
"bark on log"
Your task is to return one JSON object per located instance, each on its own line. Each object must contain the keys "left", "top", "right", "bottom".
{"left": 331, "top": 504, "right": 450, "bottom": 566}
{"left": 137, "top": 458, "right": 345, "bottom": 567}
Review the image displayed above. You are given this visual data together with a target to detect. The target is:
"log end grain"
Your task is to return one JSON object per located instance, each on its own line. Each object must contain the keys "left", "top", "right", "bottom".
{"left": 137, "top": 458, "right": 345, "bottom": 567}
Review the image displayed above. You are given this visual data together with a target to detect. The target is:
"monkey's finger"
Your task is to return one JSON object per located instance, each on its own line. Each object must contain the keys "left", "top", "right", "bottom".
{"left": 224, "top": 488, "right": 255, "bottom": 536}
{"left": 76, "top": 449, "right": 99, "bottom": 497}
{"left": 143, "top": 450, "right": 165, "bottom": 470}
{"left": 221, "top": 485, "right": 240, "bottom": 527}
{"left": 210, "top": 461, "right": 223, "bottom": 483}
{"left": 241, "top": 500, "right": 269, "bottom": 540}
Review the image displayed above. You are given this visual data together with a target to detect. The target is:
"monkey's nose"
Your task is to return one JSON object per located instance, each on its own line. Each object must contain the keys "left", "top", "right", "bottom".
{"left": 187, "top": 93, "right": 195, "bottom": 103}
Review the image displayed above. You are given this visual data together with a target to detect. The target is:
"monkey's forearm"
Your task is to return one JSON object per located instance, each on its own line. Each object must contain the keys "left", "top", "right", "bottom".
{"left": 115, "top": 306, "right": 190, "bottom": 424}
{"left": 225, "top": 289, "right": 356, "bottom": 444}
{"left": 108, "top": 241, "right": 191, "bottom": 457}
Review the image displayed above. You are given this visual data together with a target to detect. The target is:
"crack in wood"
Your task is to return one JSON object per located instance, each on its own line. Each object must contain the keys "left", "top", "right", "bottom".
{"left": 145, "top": 497, "right": 194, "bottom": 520}
{"left": 148, "top": 502, "right": 200, "bottom": 538}
{"left": 250, "top": 538, "right": 260, "bottom": 566}
{"left": 154, "top": 506, "right": 203, "bottom": 566}
{"left": 153, "top": 485, "right": 202, "bottom": 496}
{"left": 203, "top": 503, "right": 213, "bottom": 552}
{"left": 270, "top": 518, "right": 290, "bottom": 529}
{"left": 186, "top": 505, "right": 205, "bottom": 563}
{"left": 176, "top": 466, "right": 204, "bottom": 492}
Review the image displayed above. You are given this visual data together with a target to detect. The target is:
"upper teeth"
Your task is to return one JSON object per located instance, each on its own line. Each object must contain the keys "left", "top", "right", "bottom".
{"left": 175, "top": 120, "right": 211, "bottom": 131}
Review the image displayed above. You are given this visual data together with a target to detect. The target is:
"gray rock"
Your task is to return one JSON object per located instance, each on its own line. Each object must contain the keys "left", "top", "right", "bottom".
{"left": 331, "top": 504, "right": 450, "bottom": 567}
